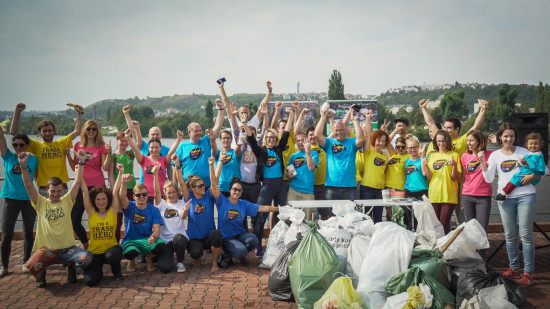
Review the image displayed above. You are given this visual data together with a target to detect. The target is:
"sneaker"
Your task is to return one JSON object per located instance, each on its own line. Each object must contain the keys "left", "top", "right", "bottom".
{"left": 113, "top": 272, "right": 123, "bottom": 281}
{"left": 0, "top": 266, "right": 8, "bottom": 278}
{"left": 36, "top": 275, "right": 47, "bottom": 288}
{"left": 255, "top": 246, "right": 263, "bottom": 257}
{"left": 176, "top": 263, "right": 186, "bottom": 273}
{"left": 494, "top": 193, "right": 507, "bottom": 201}
{"left": 518, "top": 273, "right": 534, "bottom": 287}
{"left": 66, "top": 264, "right": 77, "bottom": 284}
{"left": 22, "top": 264, "right": 29, "bottom": 273}
{"left": 503, "top": 268, "right": 522, "bottom": 279}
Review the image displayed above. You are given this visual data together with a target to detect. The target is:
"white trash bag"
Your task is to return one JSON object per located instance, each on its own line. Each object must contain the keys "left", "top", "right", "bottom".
{"left": 259, "top": 206, "right": 293, "bottom": 269}
{"left": 357, "top": 222, "right": 415, "bottom": 309}
{"left": 414, "top": 195, "right": 445, "bottom": 238}
{"left": 436, "top": 219, "right": 490, "bottom": 262}
{"left": 415, "top": 230, "right": 438, "bottom": 250}
{"left": 318, "top": 203, "right": 356, "bottom": 273}
{"left": 346, "top": 223, "right": 373, "bottom": 288}
{"left": 284, "top": 208, "right": 309, "bottom": 245}
{"left": 381, "top": 283, "right": 434, "bottom": 309}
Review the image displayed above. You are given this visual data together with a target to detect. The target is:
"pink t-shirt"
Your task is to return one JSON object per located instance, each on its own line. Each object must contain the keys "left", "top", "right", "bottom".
{"left": 140, "top": 156, "right": 169, "bottom": 196}
{"left": 74, "top": 142, "right": 108, "bottom": 187}
{"left": 461, "top": 150, "right": 493, "bottom": 196}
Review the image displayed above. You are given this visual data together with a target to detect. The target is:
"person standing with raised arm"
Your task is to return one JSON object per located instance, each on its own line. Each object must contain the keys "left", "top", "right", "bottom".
{"left": 11, "top": 102, "right": 84, "bottom": 197}
{"left": 21, "top": 150, "right": 92, "bottom": 288}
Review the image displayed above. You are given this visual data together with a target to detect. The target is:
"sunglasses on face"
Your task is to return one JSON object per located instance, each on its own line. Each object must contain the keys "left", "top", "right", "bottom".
{"left": 266, "top": 136, "right": 277, "bottom": 140}
{"left": 134, "top": 193, "right": 148, "bottom": 198}
{"left": 86, "top": 127, "right": 98, "bottom": 132}
{"left": 396, "top": 146, "right": 406, "bottom": 150}
{"left": 193, "top": 184, "right": 206, "bottom": 189}
{"left": 231, "top": 187, "right": 243, "bottom": 193}
{"left": 12, "top": 143, "right": 26, "bottom": 148}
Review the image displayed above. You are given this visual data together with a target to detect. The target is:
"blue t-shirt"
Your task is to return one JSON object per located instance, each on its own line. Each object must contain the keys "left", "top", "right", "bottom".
{"left": 186, "top": 189, "right": 217, "bottom": 240}
{"left": 176, "top": 135, "right": 212, "bottom": 187}
{"left": 263, "top": 148, "right": 283, "bottom": 179}
{"left": 122, "top": 201, "right": 164, "bottom": 244}
{"left": 139, "top": 141, "right": 171, "bottom": 184}
{"left": 215, "top": 149, "right": 242, "bottom": 192}
{"left": 216, "top": 194, "right": 259, "bottom": 239}
{"left": 289, "top": 150, "right": 319, "bottom": 194}
{"left": 404, "top": 157, "right": 429, "bottom": 192}
{"left": 322, "top": 137, "right": 359, "bottom": 187}
{"left": 1, "top": 150, "right": 38, "bottom": 200}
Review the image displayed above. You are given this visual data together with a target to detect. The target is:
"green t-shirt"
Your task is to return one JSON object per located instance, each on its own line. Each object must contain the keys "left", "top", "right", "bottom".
{"left": 111, "top": 152, "right": 136, "bottom": 189}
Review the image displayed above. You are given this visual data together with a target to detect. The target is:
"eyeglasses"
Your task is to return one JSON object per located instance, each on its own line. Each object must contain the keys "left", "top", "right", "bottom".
{"left": 12, "top": 143, "right": 26, "bottom": 148}
{"left": 407, "top": 146, "right": 419, "bottom": 150}
{"left": 135, "top": 193, "right": 148, "bottom": 198}
{"left": 192, "top": 184, "right": 206, "bottom": 189}
{"left": 231, "top": 187, "right": 243, "bottom": 193}
{"left": 396, "top": 146, "right": 406, "bottom": 150}
{"left": 265, "top": 136, "right": 277, "bottom": 140}
{"left": 86, "top": 127, "right": 98, "bottom": 132}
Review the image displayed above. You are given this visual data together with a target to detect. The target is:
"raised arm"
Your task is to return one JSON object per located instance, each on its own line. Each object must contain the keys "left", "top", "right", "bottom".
{"left": 418, "top": 99, "right": 438, "bottom": 133}
{"left": 119, "top": 174, "right": 133, "bottom": 210}
{"left": 352, "top": 112, "right": 365, "bottom": 148}
{"left": 207, "top": 128, "right": 218, "bottom": 156}
{"left": 172, "top": 154, "right": 189, "bottom": 201}
{"left": 209, "top": 156, "right": 221, "bottom": 199}
{"left": 180, "top": 199, "right": 191, "bottom": 220}
{"left": 102, "top": 140, "right": 112, "bottom": 172}
{"left": 294, "top": 108, "right": 310, "bottom": 135}
{"left": 70, "top": 105, "right": 85, "bottom": 141}
{"left": 70, "top": 150, "right": 87, "bottom": 202}
{"left": 284, "top": 107, "right": 294, "bottom": 133}
{"left": 108, "top": 157, "right": 115, "bottom": 189}
{"left": 314, "top": 109, "right": 330, "bottom": 147}
{"left": 152, "top": 164, "right": 162, "bottom": 206}
{"left": 125, "top": 129, "right": 143, "bottom": 163}
{"left": 110, "top": 163, "right": 124, "bottom": 214}
{"left": 212, "top": 99, "right": 225, "bottom": 136}
{"left": 270, "top": 101, "right": 283, "bottom": 129}
{"left": 342, "top": 107, "right": 354, "bottom": 137}
{"left": 362, "top": 110, "right": 374, "bottom": 151}
{"left": 0, "top": 126, "right": 7, "bottom": 157}
{"left": 10, "top": 103, "right": 26, "bottom": 135}
{"left": 256, "top": 81, "right": 272, "bottom": 120}
{"left": 328, "top": 113, "right": 336, "bottom": 138}
{"left": 219, "top": 81, "right": 239, "bottom": 129}
{"left": 468, "top": 99, "right": 488, "bottom": 133}
{"left": 18, "top": 152, "right": 38, "bottom": 205}
{"left": 291, "top": 101, "right": 301, "bottom": 128}
{"left": 420, "top": 147, "right": 432, "bottom": 180}
{"left": 81, "top": 178, "right": 94, "bottom": 217}
{"left": 165, "top": 130, "right": 183, "bottom": 165}
{"left": 304, "top": 140, "right": 316, "bottom": 171}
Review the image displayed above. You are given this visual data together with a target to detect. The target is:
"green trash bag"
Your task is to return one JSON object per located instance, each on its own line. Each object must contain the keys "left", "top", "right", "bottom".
{"left": 391, "top": 205, "right": 406, "bottom": 228}
{"left": 409, "top": 249, "right": 450, "bottom": 290}
{"left": 289, "top": 222, "right": 341, "bottom": 309}
{"left": 313, "top": 277, "right": 365, "bottom": 309}
{"left": 385, "top": 267, "right": 455, "bottom": 309}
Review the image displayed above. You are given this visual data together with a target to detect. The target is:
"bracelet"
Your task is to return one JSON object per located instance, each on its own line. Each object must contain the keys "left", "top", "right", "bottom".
{"left": 78, "top": 112, "right": 84, "bottom": 115}
{"left": 175, "top": 166, "right": 182, "bottom": 170}
{"left": 79, "top": 162, "right": 86, "bottom": 166}
{"left": 217, "top": 108, "right": 224, "bottom": 110}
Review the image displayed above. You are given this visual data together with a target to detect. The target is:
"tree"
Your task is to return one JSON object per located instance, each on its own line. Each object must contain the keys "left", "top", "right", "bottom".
{"left": 440, "top": 90, "right": 467, "bottom": 120}
{"left": 328, "top": 70, "right": 345, "bottom": 100}
{"left": 205, "top": 100, "right": 213, "bottom": 128}
{"left": 247, "top": 102, "right": 258, "bottom": 115}
{"left": 535, "top": 81, "right": 550, "bottom": 114}
{"left": 140, "top": 106, "right": 155, "bottom": 120}
{"left": 495, "top": 84, "right": 517, "bottom": 123}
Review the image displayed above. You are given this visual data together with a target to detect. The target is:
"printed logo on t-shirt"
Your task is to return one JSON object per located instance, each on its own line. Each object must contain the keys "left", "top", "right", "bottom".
{"left": 164, "top": 208, "right": 178, "bottom": 219}
{"left": 388, "top": 157, "right": 400, "bottom": 165}
{"left": 374, "top": 157, "right": 386, "bottom": 166}
{"left": 146, "top": 165, "right": 162, "bottom": 174}
{"left": 405, "top": 165, "right": 416, "bottom": 175}
{"left": 332, "top": 144, "right": 345, "bottom": 154}
{"left": 467, "top": 160, "right": 480, "bottom": 172}
{"left": 11, "top": 163, "right": 22, "bottom": 175}
{"left": 242, "top": 150, "right": 255, "bottom": 164}
{"left": 433, "top": 159, "right": 447, "bottom": 170}
{"left": 190, "top": 148, "right": 203, "bottom": 160}
{"left": 42, "top": 145, "right": 63, "bottom": 159}
{"left": 132, "top": 213, "right": 147, "bottom": 224}
{"left": 45, "top": 207, "right": 65, "bottom": 221}
{"left": 193, "top": 204, "right": 206, "bottom": 214}
{"left": 91, "top": 224, "right": 114, "bottom": 240}
{"left": 265, "top": 156, "right": 278, "bottom": 167}
{"left": 222, "top": 154, "right": 232, "bottom": 165}
{"left": 85, "top": 152, "right": 94, "bottom": 162}
{"left": 293, "top": 157, "right": 306, "bottom": 169}
{"left": 500, "top": 160, "right": 517, "bottom": 173}
{"left": 226, "top": 209, "right": 241, "bottom": 220}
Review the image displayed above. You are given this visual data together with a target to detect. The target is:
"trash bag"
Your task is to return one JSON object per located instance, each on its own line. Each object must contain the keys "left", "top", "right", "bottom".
{"left": 386, "top": 267, "right": 455, "bottom": 309}
{"left": 459, "top": 284, "right": 517, "bottom": 309}
{"left": 415, "top": 230, "right": 438, "bottom": 250}
{"left": 289, "top": 222, "right": 341, "bottom": 309}
{"left": 435, "top": 219, "right": 489, "bottom": 263}
{"left": 313, "top": 276, "right": 365, "bottom": 309}
{"left": 285, "top": 209, "right": 309, "bottom": 245}
{"left": 259, "top": 206, "right": 293, "bottom": 269}
{"left": 414, "top": 196, "right": 445, "bottom": 238}
{"left": 391, "top": 204, "right": 406, "bottom": 228}
{"left": 456, "top": 270, "right": 527, "bottom": 307}
{"left": 356, "top": 222, "right": 415, "bottom": 309}
{"left": 382, "top": 283, "right": 434, "bottom": 309}
{"left": 346, "top": 229, "right": 372, "bottom": 288}
{"left": 409, "top": 248, "right": 450, "bottom": 290}
{"left": 268, "top": 240, "right": 302, "bottom": 301}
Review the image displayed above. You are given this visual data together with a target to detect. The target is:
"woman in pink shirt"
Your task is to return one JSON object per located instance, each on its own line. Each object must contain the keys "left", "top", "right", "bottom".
{"left": 460, "top": 129, "right": 493, "bottom": 233}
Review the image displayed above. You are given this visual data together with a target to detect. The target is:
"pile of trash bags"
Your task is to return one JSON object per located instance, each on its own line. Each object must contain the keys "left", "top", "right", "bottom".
{"left": 264, "top": 196, "right": 528, "bottom": 308}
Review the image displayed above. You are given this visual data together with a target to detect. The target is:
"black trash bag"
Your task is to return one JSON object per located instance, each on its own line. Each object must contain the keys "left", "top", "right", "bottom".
{"left": 456, "top": 270, "right": 528, "bottom": 307}
{"left": 268, "top": 240, "right": 302, "bottom": 301}
{"left": 217, "top": 249, "right": 233, "bottom": 270}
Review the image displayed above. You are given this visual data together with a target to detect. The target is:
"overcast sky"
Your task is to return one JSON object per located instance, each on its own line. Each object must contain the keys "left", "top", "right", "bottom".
{"left": 1, "top": 1, "right": 549, "bottom": 111}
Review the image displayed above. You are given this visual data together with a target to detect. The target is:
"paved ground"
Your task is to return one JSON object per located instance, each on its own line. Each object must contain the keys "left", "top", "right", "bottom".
{"left": 1, "top": 233, "right": 549, "bottom": 308}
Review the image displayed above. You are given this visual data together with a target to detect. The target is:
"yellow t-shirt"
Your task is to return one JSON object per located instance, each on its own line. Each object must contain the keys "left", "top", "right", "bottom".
{"left": 310, "top": 144, "right": 327, "bottom": 185}
{"left": 28, "top": 134, "right": 73, "bottom": 186}
{"left": 88, "top": 209, "right": 119, "bottom": 254}
{"left": 283, "top": 131, "right": 296, "bottom": 181}
{"left": 427, "top": 151, "right": 462, "bottom": 204}
{"left": 355, "top": 146, "right": 365, "bottom": 183}
{"left": 426, "top": 134, "right": 468, "bottom": 157}
{"left": 359, "top": 147, "right": 388, "bottom": 189}
{"left": 32, "top": 193, "right": 75, "bottom": 250}
{"left": 385, "top": 153, "right": 411, "bottom": 190}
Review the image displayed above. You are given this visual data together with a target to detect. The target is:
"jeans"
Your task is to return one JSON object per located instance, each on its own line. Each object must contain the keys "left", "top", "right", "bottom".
{"left": 498, "top": 193, "right": 537, "bottom": 275}
{"left": 187, "top": 230, "right": 222, "bottom": 259}
{"left": 2, "top": 198, "right": 36, "bottom": 268}
{"left": 462, "top": 195, "right": 491, "bottom": 233}
{"left": 83, "top": 246, "right": 122, "bottom": 286}
{"left": 158, "top": 234, "right": 189, "bottom": 273}
{"left": 242, "top": 182, "right": 261, "bottom": 230}
{"left": 314, "top": 185, "right": 329, "bottom": 218}
{"left": 72, "top": 188, "right": 91, "bottom": 245}
{"left": 359, "top": 186, "right": 383, "bottom": 223}
{"left": 255, "top": 178, "right": 286, "bottom": 245}
{"left": 222, "top": 231, "right": 258, "bottom": 260}
{"left": 27, "top": 246, "right": 93, "bottom": 282}
{"left": 324, "top": 186, "right": 356, "bottom": 218}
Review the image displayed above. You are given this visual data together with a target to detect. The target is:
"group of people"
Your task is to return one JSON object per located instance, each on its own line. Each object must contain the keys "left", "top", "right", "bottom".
{"left": 0, "top": 81, "right": 546, "bottom": 289}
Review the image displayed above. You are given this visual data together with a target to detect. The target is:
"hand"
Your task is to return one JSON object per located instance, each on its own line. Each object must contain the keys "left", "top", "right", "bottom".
{"left": 304, "top": 140, "right": 311, "bottom": 152}
{"left": 519, "top": 174, "right": 537, "bottom": 186}
{"left": 64, "top": 143, "right": 71, "bottom": 157}
{"left": 171, "top": 154, "right": 179, "bottom": 164}
{"left": 258, "top": 102, "right": 268, "bottom": 115}
{"left": 117, "top": 163, "right": 125, "bottom": 173}
{"left": 275, "top": 101, "right": 283, "bottom": 110}
{"left": 520, "top": 158, "right": 528, "bottom": 165}
{"left": 176, "top": 130, "right": 184, "bottom": 140}
{"left": 215, "top": 99, "right": 224, "bottom": 109}
{"left": 148, "top": 235, "right": 155, "bottom": 245}
{"left": 122, "top": 105, "right": 131, "bottom": 114}
{"left": 488, "top": 134, "right": 497, "bottom": 144}
{"left": 218, "top": 79, "right": 224, "bottom": 88}
{"left": 447, "top": 157, "right": 456, "bottom": 167}
{"left": 105, "top": 140, "right": 112, "bottom": 153}
{"left": 220, "top": 149, "right": 227, "bottom": 159}
{"left": 477, "top": 150, "right": 485, "bottom": 161}
{"left": 125, "top": 128, "right": 132, "bottom": 138}
{"left": 151, "top": 163, "right": 160, "bottom": 175}
{"left": 365, "top": 109, "right": 373, "bottom": 121}
{"left": 301, "top": 108, "right": 310, "bottom": 115}
{"left": 122, "top": 174, "right": 133, "bottom": 184}
{"left": 208, "top": 156, "right": 215, "bottom": 165}
{"left": 419, "top": 145, "right": 425, "bottom": 158}
{"left": 421, "top": 156, "right": 428, "bottom": 166}
{"left": 325, "top": 109, "right": 333, "bottom": 118}
{"left": 478, "top": 99, "right": 488, "bottom": 110}
{"left": 206, "top": 128, "right": 215, "bottom": 140}
{"left": 76, "top": 149, "right": 87, "bottom": 163}
{"left": 15, "top": 103, "right": 26, "bottom": 113}
{"left": 291, "top": 101, "right": 299, "bottom": 109}
{"left": 286, "top": 170, "right": 295, "bottom": 179}
{"left": 285, "top": 107, "right": 293, "bottom": 114}
{"left": 17, "top": 152, "right": 29, "bottom": 168}
{"left": 184, "top": 199, "right": 191, "bottom": 212}
{"left": 380, "top": 119, "right": 391, "bottom": 133}
{"left": 266, "top": 81, "right": 272, "bottom": 92}
{"left": 131, "top": 120, "right": 140, "bottom": 129}
{"left": 419, "top": 99, "right": 430, "bottom": 109}
{"left": 73, "top": 104, "right": 84, "bottom": 113}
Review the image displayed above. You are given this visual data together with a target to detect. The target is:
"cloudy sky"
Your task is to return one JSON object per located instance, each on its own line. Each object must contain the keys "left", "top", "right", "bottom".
{"left": 1, "top": 1, "right": 549, "bottom": 111}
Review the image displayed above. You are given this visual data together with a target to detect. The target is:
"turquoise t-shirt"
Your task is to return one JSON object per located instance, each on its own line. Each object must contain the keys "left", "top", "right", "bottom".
{"left": 1, "top": 150, "right": 38, "bottom": 200}
{"left": 322, "top": 137, "right": 359, "bottom": 188}
{"left": 216, "top": 194, "right": 259, "bottom": 239}
{"left": 404, "top": 157, "right": 429, "bottom": 192}
{"left": 215, "top": 149, "right": 242, "bottom": 192}
{"left": 263, "top": 148, "right": 283, "bottom": 179}
{"left": 186, "top": 189, "right": 217, "bottom": 240}
{"left": 176, "top": 135, "right": 212, "bottom": 187}
{"left": 288, "top": 150, "right": 319, "bottom": 194}
{"left": 139, "top": 141, "right": 170, "bottom": 184}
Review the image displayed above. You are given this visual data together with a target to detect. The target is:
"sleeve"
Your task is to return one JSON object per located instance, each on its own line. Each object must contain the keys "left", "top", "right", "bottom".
{"left": 30, "top": 155, "right": 39, "bottom": 173}
{"left": 244, "top": 201, "right": 259, "bottom": 217}
{"left": 100, "top": 143, "right": 108, "bottom": 155}
{"left": 151, "top": 206, "right": 164, "bottom": 225}
{"left": 526, "top": 155, "right": 547, "bottom": 175}
{"left": 312, "top": 151, "right": 319, "bottom": 167}
{"left": 215, "top": 192, "right": 226, "bottom": 210}
{"left": 139, "top": 141, "right": 148, "bottom": 155}
{"left": 247, "top": 134, "right": 264, "bottom": 159}
{"left": 73, "top": 141, "right": 80, "bottom": 152}
{"left": 349, "top": 137, "right": 358, "bottom": 152}
{"left": 355, "top": 148, "right": 365, "bottom": 182}
{"left": 482, "top": 152, "right": 497, "bottom": 183}
{"left": 31, "top": 194, "right": 47, "bottom": 209}
{"left": 322, "top": 138, "right": 333, "bottom": 152}
{"left": 277, "top": 131, "right": 290, "bottom": 153}
{"left": 454, "top": 153, "right": 462, "bottom": 173}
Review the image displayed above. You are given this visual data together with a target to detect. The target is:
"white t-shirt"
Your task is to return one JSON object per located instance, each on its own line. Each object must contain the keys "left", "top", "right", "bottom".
{"left": 483, "top": 146, "right": 536, "bottom": 198}
{"left": 156, "top": 199, "right": 188, "bottom": 242}
{"left": 229, "top": 114, "right": 260, "bottom": 149}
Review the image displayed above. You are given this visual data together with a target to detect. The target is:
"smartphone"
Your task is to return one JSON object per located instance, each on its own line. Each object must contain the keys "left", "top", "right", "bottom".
{"left": 217, "top": 77, "right": 227, "bottom": 85}
{"left": 352, "top": 104, "right": 361, "bottom": 112}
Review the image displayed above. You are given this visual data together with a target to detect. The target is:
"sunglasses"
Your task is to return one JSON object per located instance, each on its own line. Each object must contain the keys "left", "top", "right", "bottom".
{"left": 265, "top": 136, "right": 277, "bottom": 140}
{"left": 396, "top": 146, "right": 406, "bottom": 150}
{"left": 12, "top": 143, "right": 26, "bottom": 148}
{"left": 86, "top": 127, "right": 98, "bottom": 132}
{"left": 231, "top": 187, "right": 243, "bottom": 193}
{"left": 192, "top": 184, "right": 206, "bottom": 189}
{"left": 134, "top": 193, "right": 148, "bottom": 198}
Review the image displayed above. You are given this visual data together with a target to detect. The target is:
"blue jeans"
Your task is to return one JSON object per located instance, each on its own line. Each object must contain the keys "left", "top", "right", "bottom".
{"left": 324, "top": 186, "right": 356, "bottom": 218}
{"left": 255, "top": 178, "right": 286, "bottom": 245}
{"left": 498, "top": 193, "right": 537, "bottom": 275}
{"left": 360, "top": 185, "right": 383, "bottom": 223}
{"left": 222, "top": 232, "right": 258, "bottom": 260}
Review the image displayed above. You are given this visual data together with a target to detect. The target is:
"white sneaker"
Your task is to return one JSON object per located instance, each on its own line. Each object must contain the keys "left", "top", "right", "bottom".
{"left": 176, "top": 263, "right": 186, "bottom": 273}
{"left": 22, "top": 264, "right": 29, "bottom": 273}
{"left": 0, "top": 266, "right": 8, "bottom": 278}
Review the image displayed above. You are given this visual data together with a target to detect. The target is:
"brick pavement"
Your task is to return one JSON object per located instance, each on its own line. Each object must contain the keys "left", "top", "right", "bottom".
{"left": 1, "top": 233, "right": 549, "bottom": 308}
